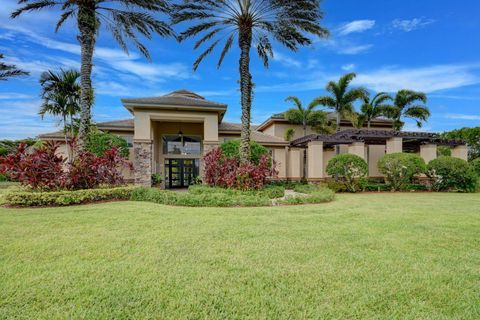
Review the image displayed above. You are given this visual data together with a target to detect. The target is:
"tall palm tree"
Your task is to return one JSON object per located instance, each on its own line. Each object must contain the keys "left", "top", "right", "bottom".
{"left": 173, "top": 0, "right": 328, "bottom": 164}
{"left": 12, "top": 1, "right": 174, "bottom": 146}
{"left": 312, "top": 73, "right": 367, "bottom": 133}
{"left": 0, "top": 53, "right": 28, "bottom": 81}
{"left": 388, "top": 90, "right": 430, "bottom": 130}
{"left": 39, "top": 69, "right": 81, "bottom": 158}
{"left": 359, "top": 92, "right": 393, "bottom": 129}
{"left": 284, "top": 96, "right": 334, "bottom": 136}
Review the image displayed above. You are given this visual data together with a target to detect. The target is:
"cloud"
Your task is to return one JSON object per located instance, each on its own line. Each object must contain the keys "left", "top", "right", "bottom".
{"left": 341, "top": 64, "right": 356, "bottom": 71}
{"left": 392, "top": 18, "right": 435, "bottom": 32}
{"left": 338, "top": 20, "right": 376, "bottom": 36}
{"left": 338, "top": 44, "right": 373, "bottom": 55}
{"left": 0, "top": 93, "right": 34, "bottom": 100}
{"left": 353, "top": 64, "right": 480, "bottom": 93}
{"left": 272, "top": 51, "right": 302, "bottom": 68}
{"left": 444, "top": 114, "right": 480, "bottom": 121}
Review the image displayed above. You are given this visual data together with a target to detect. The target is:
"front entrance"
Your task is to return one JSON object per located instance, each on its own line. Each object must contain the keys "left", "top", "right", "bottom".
{"left": 165, "top": 159, "right": 200, "bottom": 189}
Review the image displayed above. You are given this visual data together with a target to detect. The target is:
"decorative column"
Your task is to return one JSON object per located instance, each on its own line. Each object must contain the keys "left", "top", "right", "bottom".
{"left": 451, "top": 145, "right": 468, "bottom": 161}
{"left": 288, "top": 148, "right": 302, "bottom": 181}
{"left": 420, "top": 143, "right": 437, "bottom": 163}
{"left": 386, "top": 137, "right": 402, "bottom": 154}
{"left": 133, "top": 111, "right": 153, "bottom": 186}
{"left": 348, "top": 141, "right": 366, "bottom": 159}
{"left": 307, "top": 141, "right": 324, "bottom": 181}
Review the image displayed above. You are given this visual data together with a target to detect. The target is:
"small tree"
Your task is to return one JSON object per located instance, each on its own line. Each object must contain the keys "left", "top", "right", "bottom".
{"left": 326, "top": 154, "right": 368, "bottom": 193}
{"left": 86, "top": 130, "right": 130, "bottom": 158}
{"left": 220, "top": 140, "right": 269, "bottom": 165}
{"left": 378, "top": 153, "right": 426, "bottom": 191}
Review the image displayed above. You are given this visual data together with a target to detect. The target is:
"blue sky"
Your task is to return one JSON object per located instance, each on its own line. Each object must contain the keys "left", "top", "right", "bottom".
{"left": 1, "top": 0, "right": 479, "bottom": 139}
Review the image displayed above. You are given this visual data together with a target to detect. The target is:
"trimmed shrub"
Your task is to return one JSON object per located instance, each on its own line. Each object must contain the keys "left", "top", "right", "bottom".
{"left": 86, "top": 130, "right": 130, "bottom": 158}
{"left": 293, "top": 184, "right": 320, "bottom": 194}
{"left": 131, "top": 187, "right": 271, "bottom": 207}
{"left": 4, "top": 186, "right": 136, "bottom": 207}
{"left": 279, "top": 188, "right": 335, "bottom": 205}
{"left": 471, "top": 158, "right": 480, "bottom": 176}
{"left": 427, "top": 156, "right": 478, "bottom": 192}
{"left": 151, "top": 173, "right": 162, "bottom": 186}
{"left": 188, "top": 184, "right": 285, "bottom": 199}
{"left": 378, "top": 153, "right": 426, "bottom": 191}
{"left": 326, "top": 154, "right": 368, "bottom": 193}
{"left": 220, "top": 140, "right": 269, "bottom": 165}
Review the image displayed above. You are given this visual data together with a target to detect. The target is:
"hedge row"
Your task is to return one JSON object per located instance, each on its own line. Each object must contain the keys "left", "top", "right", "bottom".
{"left": 279, "top": 188, "right": 335, "bottom": 205}
{"left": 4, "top": 186, "right": 136, "bottom": 207}
{"left": 188, "top": 184, "right": 285, "bottom": 199}
{"left": 131, "top": 187, "right": 272, "bottom": 207}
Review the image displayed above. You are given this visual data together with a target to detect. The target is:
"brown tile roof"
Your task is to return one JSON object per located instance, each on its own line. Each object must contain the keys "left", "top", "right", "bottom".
{"left": 122, "top": 89, "right": 227, "bottom": 109}
{"left": 290, "top": 129, "right": 466, "bottom": 147}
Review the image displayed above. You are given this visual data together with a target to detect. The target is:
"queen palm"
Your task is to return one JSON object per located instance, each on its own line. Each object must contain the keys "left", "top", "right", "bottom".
{"left": 173, "top": 0, "right": 328, "bottom": 163}
{"left": 388, "top": 89, "right": 430, "bottom": 130}
{"left": 284, "top": 96, "right": 335, "bottom": 136}
{"left": 359, "top": 92, "right": 393, "bottom": 129}
{"left": 12, "top": 1, "right": 174, "bottom": 145}
{"left": 39, "top": 69, "right": 81, "bottom": 158}
{"left": 312, "top": 73, "right": 367, "bottom": 133}
{"left": 0, "top": 53, "right": 28, "bottom": 81}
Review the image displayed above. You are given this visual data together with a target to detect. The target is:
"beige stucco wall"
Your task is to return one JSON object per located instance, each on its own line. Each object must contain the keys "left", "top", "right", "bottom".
{"left": 386, "top": 137, "right": 402, "bottom": 154}
{"left": 288, "top": 148, "right": 303, "bottom": 180}
{"left": 452, "top": 145, "right": 468, "bottom": 161}
{"left": 307, "top": 141, "right": 323, "bottom": 179}
{"left": 323, "top": 149, "right": 336, "bottom": 178}
{"left": 368, "top": 145, "right": 385, "bottom": 177}
{"left": 420, "top": 144, "right": 437, "bottom": 163}
{"left": 273, "top": 147, "right": 287, "bottom": 178}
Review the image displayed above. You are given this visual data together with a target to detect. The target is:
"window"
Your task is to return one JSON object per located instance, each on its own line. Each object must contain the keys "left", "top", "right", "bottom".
{"left": 118, "top": 135, "right": 133, "bottom": 147}
{"left": 163, "top": 135, "right": 202, "bottom": 155}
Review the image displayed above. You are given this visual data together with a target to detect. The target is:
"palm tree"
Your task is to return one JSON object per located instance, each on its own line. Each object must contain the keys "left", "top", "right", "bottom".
{"left": 359, "top": 92, "right": 393, "bottom": 129}
{"left": 173, "top": 0, "right": 328, "bottom": 164}
{"left": 387, "top": 90, "right": 430, "bottom": 130}
{"left": 0, "top": 53, "right": 28, "bottom": 81}
{"left": 12, "top": 1, "right": 174, "bottom": 146}
{"left": 284, "top": 96, "right": 334, "bottom": 136}
{"left": 312, "top": 73, "right": 367, "bottom": 133}
{"left": 39, "top": 69, "right": 81, "bottom": 159}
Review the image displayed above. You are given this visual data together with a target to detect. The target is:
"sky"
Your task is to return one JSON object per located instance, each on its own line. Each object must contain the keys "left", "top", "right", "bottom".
{"left": 1, "top": 0, "right": 480, "bottom": 139}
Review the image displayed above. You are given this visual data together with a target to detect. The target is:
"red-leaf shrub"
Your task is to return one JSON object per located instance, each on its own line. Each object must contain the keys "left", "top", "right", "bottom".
{"left": 0, "top": 141, "right": 132, "bottom": 191}
{"left": 0, "top": 142, "right": 64, "bottom": 190}
{"left": 203, "top": 147, "right": 277, "bottom": 190}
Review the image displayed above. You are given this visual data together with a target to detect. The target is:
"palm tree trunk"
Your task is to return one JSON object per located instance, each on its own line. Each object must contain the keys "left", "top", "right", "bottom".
{"left": 77, "top": 7, "right": 96, "bottom": 147}
{"left": 238, "top": 30, "right": 253, "bottom": 164}
{"left": 303, "top": 121, "right": 307, "bottom": 180}
{"left": 335, "top": 110, "right": 341, "bottom": 155}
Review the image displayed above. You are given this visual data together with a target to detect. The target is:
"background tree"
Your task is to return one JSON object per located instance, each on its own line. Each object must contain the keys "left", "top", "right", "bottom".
{"left": 312, "top": 73, "right": 367, "bottom": 132}
{"left": 359, "top": 92, "right": 393, "bottom": 129}
{"left": 173, "top": 0, "right": 328, "bottom": 164}
{"left": 386, "top": 89, "right": 430, "bottom": 130}
{"left": 442, "top": 126, "right": 480, "bottom": 161}
{"left": 284, "top": 96, "right": 332, "bottom": 136}
{"left": 284, "top": 128, "right": 296, "bottom": 142}
{"left": 12, "top": 1, "right": 174, "bottom": 146}
{"left": 0, "top": 53, "right": 28, "bottom": 81}
{"left": 39, "top": 69, "right": 81, "bottom": 159}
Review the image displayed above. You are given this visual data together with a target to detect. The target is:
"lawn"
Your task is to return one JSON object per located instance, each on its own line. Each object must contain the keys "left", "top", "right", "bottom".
{"left": 0, "top": 193, "right": 479, "bottom": 319}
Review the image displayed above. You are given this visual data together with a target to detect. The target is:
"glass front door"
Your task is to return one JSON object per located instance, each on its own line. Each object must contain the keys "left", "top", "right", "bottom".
{"left": 165, "top": 159, "right": 200, "bottom": 189}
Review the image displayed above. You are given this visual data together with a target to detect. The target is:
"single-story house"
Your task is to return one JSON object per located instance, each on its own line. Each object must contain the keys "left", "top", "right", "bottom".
{"left": 40, "top": 89, "right": 468, "bottom": 188}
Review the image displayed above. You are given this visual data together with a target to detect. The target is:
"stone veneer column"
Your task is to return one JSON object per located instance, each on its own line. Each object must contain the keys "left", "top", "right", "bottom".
{"left": 420, "top": 143, "right": 437, "bottom": 163}
{"left": 134, "top": 140, "right": 153, "bottom": 186}
{"left": 348, "top": 142, "right": 366, "bottom": 159}
{"left": 386, "top": 137, "right": 403, "bottom": 154}
{"left": 307, "top": 141, "right": 324, "bottom": 181}
{"left": 451, "top": 145, "right": 468, "bottom": 161}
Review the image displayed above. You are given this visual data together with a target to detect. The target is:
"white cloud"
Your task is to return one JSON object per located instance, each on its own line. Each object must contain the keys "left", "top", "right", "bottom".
{"left": 403, "top": 123, "right": 433, "bottom": 132}
{"left": 272, "top": 51, "right": 302, "bottom": 68}
{"left": 444, "top": 114, "right": 480, "bottom": 121}
{"left": 0, "top": 93, "right": 33, "bottom": 100}
{"left": 338, "top": 20, "right": 376, "bottom": 36}
{"left": 338, "top": 44, "right": 373, "bottom": 55}
{"left": 353, "top": 64, "right": 480, "bottom": 93}
{"left": 392, "top": 18, "right": 435, "bottom": 32}
{"left": 341, "top": 64, "right": 356, "bottom": 71}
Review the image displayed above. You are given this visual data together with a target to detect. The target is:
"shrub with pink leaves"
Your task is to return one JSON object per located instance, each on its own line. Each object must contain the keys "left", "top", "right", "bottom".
{"left": 0, "top": 141, "right": 132, "bottom": 191}
{"left": 203, "top": 147, "right": 277, "bottom": 190}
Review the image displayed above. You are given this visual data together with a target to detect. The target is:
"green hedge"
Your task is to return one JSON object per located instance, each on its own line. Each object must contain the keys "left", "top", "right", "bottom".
{"left": 188, "top": 185, "right": 285, "bottom": 199}
{"left": 131, "top": 187, "right": 272, "bottom": 207}
{"left": 279, "top": 188, "right": 335, "bottom": 205}
{"left": 4, "top": 186, "right": 137, "bottom": 207}
{"left": 427, "top": 156, "right": 478, "bottom": 192}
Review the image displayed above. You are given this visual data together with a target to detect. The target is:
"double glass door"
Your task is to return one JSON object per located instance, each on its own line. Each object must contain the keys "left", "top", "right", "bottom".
{"left": 165, "top": 159, "right": 200, "bottom": 188}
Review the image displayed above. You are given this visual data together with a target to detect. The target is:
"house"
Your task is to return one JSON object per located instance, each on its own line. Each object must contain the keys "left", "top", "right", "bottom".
{"left": 40, "top": 89, "right": 468, "bottom": 188}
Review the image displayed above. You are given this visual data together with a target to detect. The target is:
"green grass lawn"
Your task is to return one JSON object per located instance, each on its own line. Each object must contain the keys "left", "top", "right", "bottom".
{"left": 1, "top": 193, "right": 479, "bottom": 319}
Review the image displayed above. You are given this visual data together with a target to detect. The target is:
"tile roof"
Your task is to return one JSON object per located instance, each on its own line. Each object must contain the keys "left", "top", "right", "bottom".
{"left": 122, "top": 89, "right": 227, "bottom": 109}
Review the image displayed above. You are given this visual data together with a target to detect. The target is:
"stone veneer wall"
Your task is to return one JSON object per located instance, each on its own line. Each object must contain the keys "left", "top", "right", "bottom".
{"left": 134, "top": 140, "right": 152, "bottom": 186}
